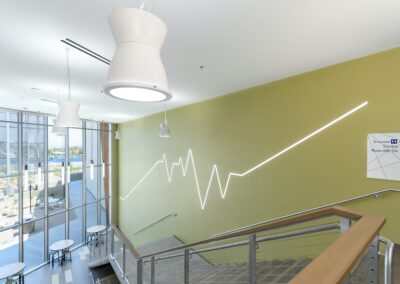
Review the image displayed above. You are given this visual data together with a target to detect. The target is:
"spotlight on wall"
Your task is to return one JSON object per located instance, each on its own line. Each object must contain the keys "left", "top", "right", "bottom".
{"left": 159, "top": 110, "right": 170, "bottom": 138}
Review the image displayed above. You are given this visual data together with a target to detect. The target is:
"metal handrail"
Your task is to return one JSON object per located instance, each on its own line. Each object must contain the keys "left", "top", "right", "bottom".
{"left": 107, "top": 201, "right": 396, "bottom": 283}
{"left": 134, "top": 212, "right": 177, "bottom": 235}
{"left": 142, "top": 223, "right": 340, "bottom": 263}
{"left": 379, "top": 236, "right": 395, "bottom": 284}
{"left": 213, "top": 188, "right": 400, "bottom": 237}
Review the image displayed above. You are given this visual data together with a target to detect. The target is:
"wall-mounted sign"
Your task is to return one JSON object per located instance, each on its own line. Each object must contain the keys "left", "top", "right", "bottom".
{"left": 367, "top": 133, "right": 400, "bottom": 181}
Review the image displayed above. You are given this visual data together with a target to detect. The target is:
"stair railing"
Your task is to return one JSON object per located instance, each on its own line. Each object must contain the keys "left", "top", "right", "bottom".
{"left": 107, "top": 206, "right": 394, "bottom": 284}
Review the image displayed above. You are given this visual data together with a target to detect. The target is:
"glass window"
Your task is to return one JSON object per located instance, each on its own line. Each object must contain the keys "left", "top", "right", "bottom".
{"left": 68, "top": 128, "right": 83, "bottom": 207}
{"left": 86, "top": 202, "right": 98, "bottom": 229}
{"left": 69, "top": 207, "right": 83, "bottom": 247}
{"left": 49, "top": 212, "right": 66, "bottom": 246}
{"left": 23, "top": 219, "right": 45, "bottom": 270}
{"left": 48, "top": 121, "right": 66, "bottom": 213}
{"left": 0, "top": 111, "right": 19, "bottom": 229}
{"left": 0, "top": 228, "right": 20, "bottom": 267}
{"left": 86, "top": 122, "right": 99, "bottom": 202}
{"left": 0, "top": 109, "right": 113, "bottom": 271}
{"left": 22, "top": 114, "right": 45, "bottom": 221}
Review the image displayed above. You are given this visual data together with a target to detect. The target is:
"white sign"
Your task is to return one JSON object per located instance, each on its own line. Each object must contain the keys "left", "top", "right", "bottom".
{"left": 367, "top": 133, "right": 400, "bottom": 181}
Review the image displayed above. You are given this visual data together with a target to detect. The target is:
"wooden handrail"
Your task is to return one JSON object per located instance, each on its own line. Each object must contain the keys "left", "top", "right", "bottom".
{"left": 111, "top": 224, "right": 141, "bottom": 258}
{"left": 289, "top": 214, "right": 385, "bottom": 283}
{"left": 140, "top": 206, "right": 368, "bottom": 258}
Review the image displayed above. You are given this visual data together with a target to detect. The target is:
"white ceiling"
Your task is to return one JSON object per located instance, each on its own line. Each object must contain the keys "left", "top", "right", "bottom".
{"left": 1, "top": 0, "right": 400, "bottom": 123}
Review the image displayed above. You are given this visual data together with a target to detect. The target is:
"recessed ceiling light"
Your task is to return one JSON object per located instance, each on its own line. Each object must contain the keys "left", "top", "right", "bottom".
{"left": 30, "top": 87, "right": 41, "bottom": 91}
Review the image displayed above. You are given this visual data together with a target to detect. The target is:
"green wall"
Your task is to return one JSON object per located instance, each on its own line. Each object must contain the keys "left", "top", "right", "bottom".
{"left": 118, "top": 48, "right": 400, "bottom": 250}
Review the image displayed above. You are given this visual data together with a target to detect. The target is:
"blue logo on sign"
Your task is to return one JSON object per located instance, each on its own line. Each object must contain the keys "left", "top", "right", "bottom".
{"left": 391, "top": 139, "right": 398, "bottom": 144}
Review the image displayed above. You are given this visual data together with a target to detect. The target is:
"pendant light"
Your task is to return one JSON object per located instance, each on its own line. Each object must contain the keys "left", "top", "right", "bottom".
{"left": 159, "top": 110, "right": 171, "bottom": 138}
{"left": 24, "top": 164, "right": 29, "bottom": 191}
{"left": 37, "top": 163, "right": 42, "bottom": 187}
{"left": 103, "top": 5, "right": 171, "bottom": 102}
{"left": 61, "top": 162, "right": 65, "bottom": 185}
{"left": 52, "top": 118, "right": 67, "bottom": 136}
{"left": 90, "top": 160, "right": 94, "bottom": 180}
{"left": 67, "top": 162, "right": 71, "bottom": 183}
{"left": 56, "top": 48, "right": 81, "bottom": 128}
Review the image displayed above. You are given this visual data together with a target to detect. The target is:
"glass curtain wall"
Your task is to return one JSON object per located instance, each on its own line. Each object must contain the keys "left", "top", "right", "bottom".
{"left": 0, "top": 108, "right": 112, "bottom": 272}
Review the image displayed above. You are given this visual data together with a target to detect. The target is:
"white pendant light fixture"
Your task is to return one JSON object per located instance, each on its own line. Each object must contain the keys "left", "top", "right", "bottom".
{"left": 56, "top": 48, "right": 81, "bottom": 128}
{"left": 24, "top": 164, "right": 29, "bottom": 191}
{"left": 103, "top": 4, "right": 171, "bottom": 102}
{"left": 102, "top": 160, "right": 105, "bottom": 179}
{"left": 159, "top": 110, "right": 171, "bottom": 138}
{"left": 37, "top": 163, "right": 42, "bottom": 187}
{"left": 61, "top": 162, "right": 65, "bottom": 185}
{"left": 67, "top": 162, "right": 71, "bottom": 184}
{"left": 52, "top": 118, "right": 67, "bottom": 136}
{"left": 115, "top": 124, "right": 121, "bottom": 140}
{"left": 90, "top": 160, "right": 94, "bottom": 180}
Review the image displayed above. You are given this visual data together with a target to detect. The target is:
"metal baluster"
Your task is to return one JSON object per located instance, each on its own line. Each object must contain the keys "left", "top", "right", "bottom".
{"left": 340, "top": 217, "right": 351, "bottom": 234}
{"left": 122, "top": 243, "right": 126, "bottom": 279}
{"left": 184, "top": 249, "right": 190, "bottom": 284}
{"left": 151, "top": 256, "right": 155, "bottom": 284}
{"left": 137, "top": 258, "right": 143, "bottom": 284}
{"left": 249, "top": 233, "right": 257, "bottom": 284}
{"left": 367, "top": 236, "right": 379, "bottom": 284}
{"left": 340, "top": 218, "right": 352, "bottom": 284}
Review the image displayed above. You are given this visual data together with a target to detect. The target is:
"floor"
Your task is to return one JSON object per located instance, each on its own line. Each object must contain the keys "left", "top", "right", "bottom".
{"left": 24, "top": 246, "right": 93, "bottom": 284}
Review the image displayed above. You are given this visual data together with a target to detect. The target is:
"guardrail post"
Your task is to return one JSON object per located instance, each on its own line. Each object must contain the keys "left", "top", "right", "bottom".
{"left": 137, "top": 258, "right": 143, "bottom": 284}
{"left": 122, "top": 243, "right": 126, "bottom": 278}
{"left": 110, "top": 228, "right": 114, "bottom": 257}
{"left": 151, "top": 256, "right": 155, "bottom": 284}
{"left": 184, "top": 249, "right": 190, "bottom": 284}
{"left": 249, "top": 233, "right": 257, "bottom": 284}
{"left": 340, "top": 217, "right": 351, "bottom": 234}
{"left": 368, "top": 236, "right": 379, "bottom": 284}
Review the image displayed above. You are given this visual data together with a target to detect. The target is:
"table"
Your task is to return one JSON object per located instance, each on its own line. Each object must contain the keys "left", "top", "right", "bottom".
{"left": 0, "top": 262, "right": 25, "bottom": 284}
{"left": 86, "top": 225, "right": 107, "bottom": 246}
{"left": 49, "top": 239, "right": 74, "bottom": 267}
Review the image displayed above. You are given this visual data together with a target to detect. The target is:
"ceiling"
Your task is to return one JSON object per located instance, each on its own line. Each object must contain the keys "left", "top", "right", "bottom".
{"left": 1, "top": 0, "right": 400, "bottom": 123}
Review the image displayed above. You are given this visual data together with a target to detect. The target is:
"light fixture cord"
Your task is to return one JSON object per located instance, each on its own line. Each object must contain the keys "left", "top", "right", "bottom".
{"left": 65, "top": 48, "right": 71, "bottom": 101}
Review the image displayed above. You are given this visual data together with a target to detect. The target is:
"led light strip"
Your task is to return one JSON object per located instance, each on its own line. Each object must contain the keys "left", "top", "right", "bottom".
{"left": 120, "top": 101, "right": 368, "bottom": 209}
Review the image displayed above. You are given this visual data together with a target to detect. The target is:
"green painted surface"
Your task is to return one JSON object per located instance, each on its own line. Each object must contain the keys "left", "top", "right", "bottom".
{"left": 118, "top": 48, "right": 400, "bottom": 252}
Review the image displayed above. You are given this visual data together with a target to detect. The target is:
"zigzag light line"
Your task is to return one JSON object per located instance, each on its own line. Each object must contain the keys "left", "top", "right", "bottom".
{"left": 120, "top": 101, "right": 368, "bottom": 209}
